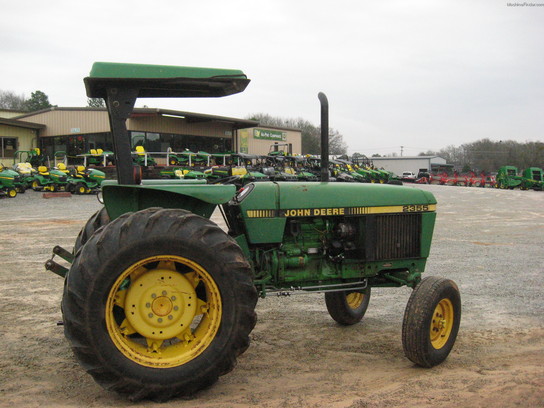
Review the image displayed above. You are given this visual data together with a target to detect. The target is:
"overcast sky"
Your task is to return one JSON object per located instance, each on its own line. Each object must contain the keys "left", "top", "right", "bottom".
{"left": 1, "top": 0, "right": 543, "bottom": 156}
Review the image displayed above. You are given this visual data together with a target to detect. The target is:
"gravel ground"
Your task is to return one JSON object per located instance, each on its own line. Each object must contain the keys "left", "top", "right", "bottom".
{"left": 0, "top": 184, "right": 543, "bottom": 407}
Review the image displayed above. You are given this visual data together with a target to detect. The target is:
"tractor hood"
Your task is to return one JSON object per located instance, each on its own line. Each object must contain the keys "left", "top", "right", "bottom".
{"left": 238, "top": 182, "right": 436, "bottom": 212}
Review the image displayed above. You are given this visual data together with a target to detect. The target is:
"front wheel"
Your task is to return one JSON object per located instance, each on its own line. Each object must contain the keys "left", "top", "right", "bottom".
{"left": 75, "top": 182, "right": 87, "bottom": 195}
{"left": 62, "top": 208, "right": 258, "bottom": 401}
{"left": 402, "top": 276, "right": 461, "bottom": 367}
{"left": 325, "top": 287, "right": 371, "bottom": 325}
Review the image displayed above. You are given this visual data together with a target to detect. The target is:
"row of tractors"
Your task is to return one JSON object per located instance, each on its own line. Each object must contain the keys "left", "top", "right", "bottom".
{"left": 413, "top": 166, "right": 543, "bottom": 190}
{"left": 0, "top": 149, "right": 106, "bottom": 198}
{"left": 4, "top": 146, "right": 541, "bottom": 198}
{"left": 1, "top": 147, "right": 401, "bottom": 199}
{"left": 56, "top": 145, "right": 405, "bottom": 185}
{"left": 156, "top": 148, "right": 403, "bottom": 186}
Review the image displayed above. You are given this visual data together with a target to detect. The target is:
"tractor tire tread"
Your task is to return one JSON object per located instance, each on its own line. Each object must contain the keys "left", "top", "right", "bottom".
{"left": 402, "top": 276, "right": 461, "bottom": 368}
{"left": 325, "top": 287, "right": 371, "bottom": 326}
{"left": 62, "top": 208, "right": 257, "bottom": 401}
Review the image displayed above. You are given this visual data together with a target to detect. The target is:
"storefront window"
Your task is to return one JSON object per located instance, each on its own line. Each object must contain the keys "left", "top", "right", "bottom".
{"left": 131, "top": 132, "right": 146, "bottom": 148}
{"left": 0, "top": 137, "right": 17, "bottom": 158}
{"left": 40, "top": 132, "right": 113, "bottom": 164}
{"left": 129, "top": 131, "right": 232, "bottom": 154}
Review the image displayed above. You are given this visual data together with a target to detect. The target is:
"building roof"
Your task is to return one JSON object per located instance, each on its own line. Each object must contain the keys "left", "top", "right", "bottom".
{"left": 133, "top": 107, "right": 259, "bottom": 129}
{"left": 15, "top": 106, "right": 259, "bottom": 130}
{"left": 0, "top": 116, "right": 45, "bottom": 129}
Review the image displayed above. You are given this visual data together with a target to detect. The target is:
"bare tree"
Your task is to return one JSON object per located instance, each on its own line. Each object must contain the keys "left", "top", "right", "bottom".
{"left": 0, "top": 90, "right": 26, "bottom": 110}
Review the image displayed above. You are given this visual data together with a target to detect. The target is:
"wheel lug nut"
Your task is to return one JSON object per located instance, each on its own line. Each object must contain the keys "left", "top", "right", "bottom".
{"left": 146, "top": 302, "right": 151, "bottom": 308}
{"left": 148, "top": 313, "right": 154, "bottom": 318}
{"left": 171, "top": 296, "right": 176, "bottom": 301}
{"left": 158, "top": 318, "right": 163, "bottom": 323}
{"left": 174, "top": 306, "right": 179, "bottom": 311}
{"left": 162, "top": 290, "right": 167, "bottom": 295}
{"left": 168, "top": 315, "right": 173, "bottom": 320}
{"left": 151, "top": 293, "right": 156, "bottom": 298}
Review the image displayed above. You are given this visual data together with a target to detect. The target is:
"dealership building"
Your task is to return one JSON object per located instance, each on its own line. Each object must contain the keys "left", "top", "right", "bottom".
{"left": 0, "top": 107, "right": 301, "bottom": 164}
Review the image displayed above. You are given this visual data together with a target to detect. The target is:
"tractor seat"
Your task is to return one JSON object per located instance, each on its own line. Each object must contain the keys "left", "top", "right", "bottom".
{"left": 135, "top": 146, "right": 146, "bottom": 156}
{"left": 38, "top": 166, "right": 49, "bottom": 175}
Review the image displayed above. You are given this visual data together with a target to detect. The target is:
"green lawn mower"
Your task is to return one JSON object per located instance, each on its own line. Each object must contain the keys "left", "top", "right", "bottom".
{"left": 31, "top": 165, "right": 69, "bottom": 192}
{"left": 0, "top": 164, "right": 25, "bottom": 198}
{"left": 67, "top": 165, "right": 107, "bottom": 194}
{"left": 46, "top": 62, "right": 461, "bottom": 402}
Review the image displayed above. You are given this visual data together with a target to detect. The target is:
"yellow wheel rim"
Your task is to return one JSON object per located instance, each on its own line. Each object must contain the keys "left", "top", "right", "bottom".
{"left": 429, "top": 298, "right": 454, "bottom": 349}
{"left": 78, "top": 186, "right": 86, "bottom": 194}
{"left": 105, "top": 255, "right": 222, "bottom": 368}
{"left": 32, "top": 180, "right": 39, "bottom": 188}
{"left": 8, "top": 189, "right": 17, "bottom": 197}
{"left": 346, "top": 292, "right": 364, "bottom": 309}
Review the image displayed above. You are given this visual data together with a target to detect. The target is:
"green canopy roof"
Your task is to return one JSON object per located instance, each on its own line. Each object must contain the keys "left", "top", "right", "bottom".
{"left": 85, "top": 62, "right": 250, "bottom": 99}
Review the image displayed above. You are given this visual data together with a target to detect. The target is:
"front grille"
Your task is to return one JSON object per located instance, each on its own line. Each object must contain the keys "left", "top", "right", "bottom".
{"left": 365, "top": 214, "right": 421, "bottom": 260}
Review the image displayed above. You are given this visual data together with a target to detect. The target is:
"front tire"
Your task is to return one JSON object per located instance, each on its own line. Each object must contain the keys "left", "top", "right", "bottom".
{"left": 62, "top": 208, "right": 258, "bottom": 401}
{"left": 402, "top": 276, "right": 461, "bottom": 367}
{"left": 325, "top": 287, "right": 371, "bottom": 325}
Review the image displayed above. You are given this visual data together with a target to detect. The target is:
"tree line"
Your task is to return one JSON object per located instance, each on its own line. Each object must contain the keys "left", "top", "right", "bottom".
{"left": 0, "top": 90, "right": 54, "bottom": 112}
{"left": 418, "top": 139, "right": 544, "bottom": 173}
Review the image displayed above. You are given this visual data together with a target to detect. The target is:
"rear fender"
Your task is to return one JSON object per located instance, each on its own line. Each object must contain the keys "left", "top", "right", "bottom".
{"left": 102, "top": 182, "right": 236, "bottom": 220}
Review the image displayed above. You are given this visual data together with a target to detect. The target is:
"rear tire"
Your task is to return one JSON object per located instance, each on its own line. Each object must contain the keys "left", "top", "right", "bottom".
{"left": 325, "top": 287, "right": 371, "bottom": 325}
{"left": 62, "top": 208, "right": 258, "bottom": 401}
{"left": 402, "top": 276, "right": 461, "bottom": 367}
{"left": 73, "top": 206, "right": 111, "bottom": 253}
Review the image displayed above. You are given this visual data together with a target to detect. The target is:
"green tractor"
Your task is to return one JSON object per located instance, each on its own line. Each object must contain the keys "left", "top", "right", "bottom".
{"left": 46, "top": 62, "right": 461, "bottom": 401}
{"left": 31, "top": 165, "right": 69, "bottom": 191}
{"left": 80, "top": 148, "right": 115, "bottom": 166}
{"left": 520, "top": 167, "right": 543, "bottom": 191}
{"left": 495, "top": 165, "right": 522, "bottom": 189}
{"left": 12, "top": 162, "right": 36, "bottom": 189}
{"left": 0, "top": 164, "right": 25, "bottom": 198}
{"left": 132, "top": 145, "right": 157, "bottom": 166}
{"left": 67, "top": 165, "right": 107, "bottom": 194}
{"left": 13, "top": 148, "right": 48, "bottom": 168}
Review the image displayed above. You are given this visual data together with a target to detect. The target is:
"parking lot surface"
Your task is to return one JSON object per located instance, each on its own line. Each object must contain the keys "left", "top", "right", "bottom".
{"left": 0, "top": 184, "right": 543, "bottom": 407}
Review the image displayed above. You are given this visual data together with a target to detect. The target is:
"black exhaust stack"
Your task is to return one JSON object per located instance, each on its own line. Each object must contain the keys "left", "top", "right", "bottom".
{"left": 318, "top": 92, "right": 329, "bottom": 182}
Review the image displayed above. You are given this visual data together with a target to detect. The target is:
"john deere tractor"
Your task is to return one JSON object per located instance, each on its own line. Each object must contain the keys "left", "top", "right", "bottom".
{"left": 46, "top": 62, "right": 461, "bottom": 401}
{"left": 67, "top": 165, "right": 106, "bottom": 194}
{"left": 0, "top": 163, "right": 25, "bottom": 197}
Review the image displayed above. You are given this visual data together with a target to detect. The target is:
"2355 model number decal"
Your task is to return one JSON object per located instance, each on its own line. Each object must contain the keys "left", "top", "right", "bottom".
{"left": 403, "top": 204, "right": 429, "bottom": 212}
